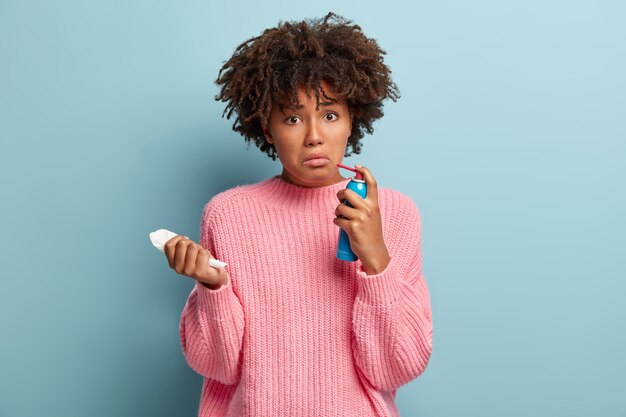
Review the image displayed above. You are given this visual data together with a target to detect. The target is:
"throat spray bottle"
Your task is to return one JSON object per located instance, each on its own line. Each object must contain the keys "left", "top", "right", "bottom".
{"left": 336, "top": 163, "right": 367, "bottom": 261}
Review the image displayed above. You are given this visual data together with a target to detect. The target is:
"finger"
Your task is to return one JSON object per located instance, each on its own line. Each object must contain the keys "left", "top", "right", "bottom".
{"left": 174, "top": 238, "right": 192, "bottom": 273}
{"left": 195, "top": 248, "right": 211, "bottom": 275}
{"left": 355, "top": 165, "right": 378, "bottom": 202}
{"left": 335, "top": 202, "right": 360, "bottom": 220}
{"left": 336, "top": 189, "right": 367, "bottom": 210}
{"left": 196, "top": 248, "right": 217, "bottom": 271}
{"left": 184, "top": 242, "right": 200, "bottom": 277}
{"left": 196, "top": 249, "right": 226, "bottom": 286}
{"left": 336, "top": 189, "right": 343, "bottom": 202}
{"left": 332, "top": 216, "right": 350, "bottom": 231}
{"left": 164, "top": 235, "right": 186, "bottom": 267}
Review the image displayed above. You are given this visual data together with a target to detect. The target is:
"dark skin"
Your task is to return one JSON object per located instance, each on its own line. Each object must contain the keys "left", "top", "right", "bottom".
{"left": 333, "top": 164, "right": 391, "bottom": 275}
{"left": 163, "top": 235, "right": 229, "bottom": 289}
{"left": 214, "top": 12, "right": 400, "bottom": 162}
{"left": 164, "top": 164, "right": 391, "bottom": 287}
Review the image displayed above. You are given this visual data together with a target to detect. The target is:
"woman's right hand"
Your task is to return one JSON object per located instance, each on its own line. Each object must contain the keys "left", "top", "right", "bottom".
{"left": 163, "top": 235, "right": 228, "bottom": 290}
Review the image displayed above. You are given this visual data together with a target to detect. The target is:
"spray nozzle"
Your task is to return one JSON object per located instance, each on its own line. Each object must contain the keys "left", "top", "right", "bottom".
{"left": 337, "top": 163, "right": 364, "bottom": 180}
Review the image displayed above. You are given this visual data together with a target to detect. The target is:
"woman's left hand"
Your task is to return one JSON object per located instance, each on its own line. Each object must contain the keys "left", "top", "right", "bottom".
{"left": 333, "top": 165, "right": 390, "bottom": 275}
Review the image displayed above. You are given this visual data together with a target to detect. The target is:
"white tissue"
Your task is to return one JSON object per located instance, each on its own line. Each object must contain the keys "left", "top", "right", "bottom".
{"left": 149, "top": 228, "right": 228, "bottom": 269}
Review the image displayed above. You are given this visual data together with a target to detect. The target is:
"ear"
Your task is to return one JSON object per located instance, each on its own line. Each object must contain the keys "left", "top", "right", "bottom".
{"left": 263, "top": 127, "right": 274, "bottom": 145}
{"left": 261, "top": 120, "right": 274, "bottom": 144}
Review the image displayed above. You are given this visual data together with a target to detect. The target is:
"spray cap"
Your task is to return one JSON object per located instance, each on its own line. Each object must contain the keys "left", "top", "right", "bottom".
{"left": 336, "top": 163, "right": 364, "bottom": 180}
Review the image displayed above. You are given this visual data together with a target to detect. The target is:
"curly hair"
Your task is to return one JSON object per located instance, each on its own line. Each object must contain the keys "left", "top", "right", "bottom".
{"left": 214, "top": 12, "right": 400, "bottom": 161}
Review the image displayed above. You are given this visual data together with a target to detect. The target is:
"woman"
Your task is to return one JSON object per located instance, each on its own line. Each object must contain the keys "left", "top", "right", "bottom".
{"left": 164, "top": 12, "right": 433, "bottom": 417}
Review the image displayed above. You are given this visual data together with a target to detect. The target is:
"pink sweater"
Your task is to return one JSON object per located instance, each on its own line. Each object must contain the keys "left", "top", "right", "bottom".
{"left": 179, "top": 175, "right": 433, "bottom": 417}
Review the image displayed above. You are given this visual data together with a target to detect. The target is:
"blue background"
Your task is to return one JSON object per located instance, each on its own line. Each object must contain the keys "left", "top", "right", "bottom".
{"left": 1, "top": 1, "right": 625, "bottom": 416}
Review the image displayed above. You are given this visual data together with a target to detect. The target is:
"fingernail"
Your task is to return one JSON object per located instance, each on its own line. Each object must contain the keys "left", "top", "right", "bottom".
{"left": 355, "top": 164, "right": 362, "bottom": 168}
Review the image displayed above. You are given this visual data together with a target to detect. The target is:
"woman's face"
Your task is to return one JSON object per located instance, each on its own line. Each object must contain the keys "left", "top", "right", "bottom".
{"left": 263, "top": 80, "right": 353, "bottom": 188}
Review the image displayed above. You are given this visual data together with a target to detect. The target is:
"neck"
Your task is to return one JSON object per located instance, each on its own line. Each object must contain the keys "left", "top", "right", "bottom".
{"left": 249, "top": 175, "right": 351, "bottom": 213}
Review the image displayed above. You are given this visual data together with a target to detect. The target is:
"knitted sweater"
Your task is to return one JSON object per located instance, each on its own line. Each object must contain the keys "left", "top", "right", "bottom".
{"left": 179, "top": 175, "right": 433, "bottom": 417}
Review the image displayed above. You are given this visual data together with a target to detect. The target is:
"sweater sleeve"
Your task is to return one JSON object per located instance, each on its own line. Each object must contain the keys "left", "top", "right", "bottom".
{"left": 351, "top": 196, "right": 433, "bottom": 391}
{"left": 179, "top": 201, "right": 245, "bottom": 385}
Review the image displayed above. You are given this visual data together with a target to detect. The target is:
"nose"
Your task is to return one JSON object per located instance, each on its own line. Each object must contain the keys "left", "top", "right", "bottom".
{"left": 305, "top": 119, "right": 323, "bottom": 146}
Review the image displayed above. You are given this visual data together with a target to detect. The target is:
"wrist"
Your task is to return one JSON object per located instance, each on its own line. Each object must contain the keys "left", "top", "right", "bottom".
{"left": 199, "top": 272, "right": 228, "bottom": 290}
{"left": 361, "top": 254, "right": 391, "bottom": 276}
{"left": 201, "top": 281, "right": 224, "bottom": 290}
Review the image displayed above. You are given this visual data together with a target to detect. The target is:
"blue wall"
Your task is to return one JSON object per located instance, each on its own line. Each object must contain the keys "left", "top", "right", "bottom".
{"left": 1, "top": 1, "right": 625, "bottom": 416}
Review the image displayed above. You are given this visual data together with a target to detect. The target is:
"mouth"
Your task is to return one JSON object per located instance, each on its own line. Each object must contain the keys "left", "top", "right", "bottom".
{"left": 302, "top": 153, "right": 331, "bottom": 167}
{"left": 302, "top": 158, "right": 331, "bottom": 167}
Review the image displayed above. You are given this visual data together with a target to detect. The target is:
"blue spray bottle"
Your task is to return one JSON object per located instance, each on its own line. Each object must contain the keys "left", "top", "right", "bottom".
{"left": 336, "top": 163, "right": 367, "bottom": 261}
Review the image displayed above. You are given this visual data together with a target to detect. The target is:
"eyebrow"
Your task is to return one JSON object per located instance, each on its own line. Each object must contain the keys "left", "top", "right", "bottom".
{"left": 280, "top": 101, "right": 337, "bottom": 114}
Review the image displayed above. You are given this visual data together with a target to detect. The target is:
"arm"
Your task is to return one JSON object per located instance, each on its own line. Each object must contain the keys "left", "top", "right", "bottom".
{"left": 179, "top": 202, "right": 245, "bottom": 385}
{"left": 351, "top": 198, "right": 433, "bottom": 391}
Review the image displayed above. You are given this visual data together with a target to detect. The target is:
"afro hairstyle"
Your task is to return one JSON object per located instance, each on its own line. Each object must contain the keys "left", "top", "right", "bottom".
{"left": 214, "top": 12, "right": 400, "bottom": 160}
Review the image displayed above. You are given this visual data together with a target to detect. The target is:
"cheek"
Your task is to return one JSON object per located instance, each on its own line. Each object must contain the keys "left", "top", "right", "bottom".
{"left": 271, "top": 136, "right": 299, "bottom": 160}
{"left": 335, "top": 121, "right": 352, "bottom": 140}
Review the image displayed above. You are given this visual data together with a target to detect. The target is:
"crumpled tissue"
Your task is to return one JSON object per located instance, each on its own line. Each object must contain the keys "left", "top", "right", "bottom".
{"left": 149, "top": 228, "right": 227, "bottom": 269}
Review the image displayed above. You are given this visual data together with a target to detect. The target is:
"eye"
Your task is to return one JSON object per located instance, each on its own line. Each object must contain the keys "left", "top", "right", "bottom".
{"left": 325, "top": 112, "right": 338, "bottom": 121}
{"left": 284, "top": 115, "right": 301, "bottom": 125}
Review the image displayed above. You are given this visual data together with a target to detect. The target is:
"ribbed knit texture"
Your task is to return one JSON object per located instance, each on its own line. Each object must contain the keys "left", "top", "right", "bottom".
{"left": 179, "top": 175, "right": 433, "bottom": 417}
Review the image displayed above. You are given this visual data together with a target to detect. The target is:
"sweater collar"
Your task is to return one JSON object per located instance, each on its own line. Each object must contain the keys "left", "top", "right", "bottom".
{"left": 253, "top": 175, "right": 351, "bottom": 213}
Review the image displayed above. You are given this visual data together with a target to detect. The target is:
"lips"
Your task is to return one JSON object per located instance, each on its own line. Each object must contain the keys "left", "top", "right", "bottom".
{"left": 303, "top": 153, "right": 330, "bottom": 162}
